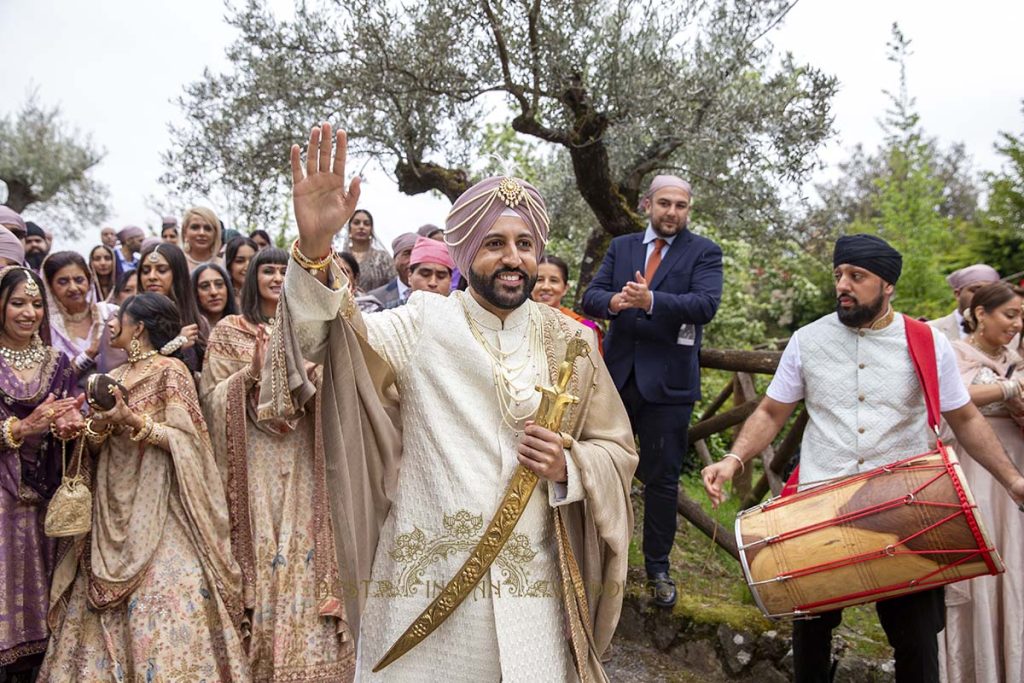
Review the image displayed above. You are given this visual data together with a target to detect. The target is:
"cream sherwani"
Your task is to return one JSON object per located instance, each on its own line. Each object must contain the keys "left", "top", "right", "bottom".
{"left": 279, "top": 264, "right": 636, "bottom": 682}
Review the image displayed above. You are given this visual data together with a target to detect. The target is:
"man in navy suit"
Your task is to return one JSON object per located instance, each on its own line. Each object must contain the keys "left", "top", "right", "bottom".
{"left": 582, "top": 175, "right": 723, "bottom": 607}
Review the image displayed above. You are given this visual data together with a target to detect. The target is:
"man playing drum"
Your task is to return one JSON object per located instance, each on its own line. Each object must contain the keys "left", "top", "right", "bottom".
{"left": 702, "top": 234, "right": 1024, "bottom": 682}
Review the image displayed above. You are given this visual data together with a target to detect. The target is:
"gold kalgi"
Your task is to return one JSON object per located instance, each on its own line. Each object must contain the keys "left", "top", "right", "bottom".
{"left": 373, "top": 334, "right": 591, "bottom": 672}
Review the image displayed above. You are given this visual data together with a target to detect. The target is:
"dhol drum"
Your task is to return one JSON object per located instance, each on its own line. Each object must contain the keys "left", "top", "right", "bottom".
{"left": 736, "top": 444, "right": 1004, "bottom": 619}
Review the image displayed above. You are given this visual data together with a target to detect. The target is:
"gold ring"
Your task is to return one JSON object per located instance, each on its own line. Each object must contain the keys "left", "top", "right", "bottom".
{"left": 46, "top": 409, "right": 55, "bottom": 418}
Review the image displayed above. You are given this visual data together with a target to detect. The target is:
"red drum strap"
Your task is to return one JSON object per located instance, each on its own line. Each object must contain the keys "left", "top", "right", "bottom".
{"left": 903, "top": 314, "right": 941, "bottom": 431}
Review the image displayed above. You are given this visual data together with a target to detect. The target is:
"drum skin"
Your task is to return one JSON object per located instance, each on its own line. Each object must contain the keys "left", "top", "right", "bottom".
{"left": 736, "top": 447, "right": 1004, "bottom": 619}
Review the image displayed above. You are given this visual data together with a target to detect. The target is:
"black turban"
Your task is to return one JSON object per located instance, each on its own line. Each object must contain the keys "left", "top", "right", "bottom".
{"left": 833, "top": 234, "right": 902, "bottom": 285}
{"left": 25, "top": 221, "right": 45, "bottom": 239}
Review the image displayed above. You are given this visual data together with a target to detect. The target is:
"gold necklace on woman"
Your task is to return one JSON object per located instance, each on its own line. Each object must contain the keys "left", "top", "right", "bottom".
{"left": 0, "top": 335, "right": 47, "bottom": 370}
{"left": 968, "top": 335, "right": 1003, "bottom": 360}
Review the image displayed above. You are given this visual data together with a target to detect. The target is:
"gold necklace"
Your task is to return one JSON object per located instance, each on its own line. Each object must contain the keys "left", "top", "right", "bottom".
{"left": 127, "top": 346, "right": 159, "bottom": 365}
{"left": 117, "top": 352, "right": 158, "bottom": 388}
{"left": 968, "top": 335, "right": 1003, "bottom": 360}
{"left": 459, "top": 295, "right": 544, "bottom": 429}
{"left": 0, "top": 335, "right": 46, "bottom": 370}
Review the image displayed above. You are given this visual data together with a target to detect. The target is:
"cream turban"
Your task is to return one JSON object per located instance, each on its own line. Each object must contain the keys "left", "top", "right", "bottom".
{"left": 443, "top": 176, "right": 549, "bottom": 274}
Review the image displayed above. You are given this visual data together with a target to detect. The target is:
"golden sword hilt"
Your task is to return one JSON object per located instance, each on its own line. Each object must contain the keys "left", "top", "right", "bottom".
{"left": 534, "top": 335, "right": 589, "bottom": 432}
{"left": 372, "top": 332, "right": 591, "bottom": 672}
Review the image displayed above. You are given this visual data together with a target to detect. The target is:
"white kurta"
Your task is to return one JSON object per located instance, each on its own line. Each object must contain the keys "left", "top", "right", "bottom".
{"left": 285, "top": 268, "right": 580, "bottom": 683}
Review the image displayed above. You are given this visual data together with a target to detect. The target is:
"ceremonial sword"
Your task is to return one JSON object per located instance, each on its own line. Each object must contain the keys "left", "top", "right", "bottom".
{"left": 373, "top": 334, "right": 591, "bottom": 672}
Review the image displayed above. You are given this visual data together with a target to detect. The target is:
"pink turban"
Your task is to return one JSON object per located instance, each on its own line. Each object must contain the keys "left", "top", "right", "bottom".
{"left": 443, "top": 176, "right": 549, "bottom": 274}
{"left": 946, "top": 264, "right": 1000, "bottom": 291}
{"left": 391, "top": 232, "right": 418, "bottom": 256}
{"left": 639, "top": 174, "right": 692, "bottom": 210}
{"left": 409, "top": 236, "right": 455, "bottom": 271}
{"left": 117, "top": 225, "right": 145, "bottom": 242}
{"left": 0, "top": 206, "right": 27, "bottom": 237}
{"left": 0, "top": 227, "right": 25, "bottom": 266}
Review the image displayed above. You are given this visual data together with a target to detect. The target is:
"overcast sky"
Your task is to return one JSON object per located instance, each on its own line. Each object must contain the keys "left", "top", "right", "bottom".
{"left": 1, "top": 0, "right": 1021, "bottom": 254}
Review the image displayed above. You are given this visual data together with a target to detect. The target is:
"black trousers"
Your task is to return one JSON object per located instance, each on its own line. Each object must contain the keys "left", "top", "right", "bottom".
{"left": 792, "top": 588, "right": 945, "bottom": 682}
{"left": 620, "top": 371, "right": 694, "bottom": 576}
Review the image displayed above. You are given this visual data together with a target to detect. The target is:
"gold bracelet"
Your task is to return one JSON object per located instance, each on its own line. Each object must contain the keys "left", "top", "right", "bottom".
{"left": 146, "top": 422, "right": 166, "bottom": 447}
{"left": 129, "top": 414, "right": 154, "bottom": 443}
{"left": 245, "top": 365, "right": 261, "bottom": 384}
{"left": 84, "top": 418, "right": 114, "bottom": 443}
{"left": 3, "top": 416, "right": 24, "bottom": 449}
{"left": 291, "top": 239, "right": 334, "bottom": 271}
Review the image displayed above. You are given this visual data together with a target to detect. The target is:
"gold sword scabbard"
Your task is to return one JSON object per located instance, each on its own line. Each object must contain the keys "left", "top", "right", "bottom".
{"left": 373, "top": 334, "right": 590, "bottom": 672}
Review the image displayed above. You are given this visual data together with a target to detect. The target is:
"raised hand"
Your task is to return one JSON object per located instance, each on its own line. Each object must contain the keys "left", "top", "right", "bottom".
{"left": 290, "top": 123, "right": 362, "bottom": 260}
{"left": 248, "top": 330, "right": 267, "bottom": 384}
{"left": 179, "top": 324, "right": 200, "bottom": 351}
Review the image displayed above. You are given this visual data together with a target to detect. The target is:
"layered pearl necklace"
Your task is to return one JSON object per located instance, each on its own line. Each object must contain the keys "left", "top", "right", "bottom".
{"left": 460, "top": 295, "right": 545, "bottom": 431}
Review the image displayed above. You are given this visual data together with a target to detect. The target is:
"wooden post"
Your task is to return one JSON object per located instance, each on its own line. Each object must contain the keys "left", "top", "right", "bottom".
{"left": 700, "top": 348, "right": 782, "bottom": 374}
{"left": 686, "top": 398, "right": 761, "bottom": 444}
{"left": 698, "top": 380, "right": 734, "bottom": 422}
{"left": 694, "top": 439, "right": 714, "bottom": 467}
{"left": 730, "top": 374, "right": 756, "bottom": 499}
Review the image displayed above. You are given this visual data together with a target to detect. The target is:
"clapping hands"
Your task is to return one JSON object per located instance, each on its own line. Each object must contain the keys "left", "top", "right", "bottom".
{"left": 610, "top": 271, "right": 653, "bottom": 313}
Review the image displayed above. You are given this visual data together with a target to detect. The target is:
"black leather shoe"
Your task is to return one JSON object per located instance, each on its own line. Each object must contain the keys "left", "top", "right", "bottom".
{"left": 646, "top": 572, "right": 677, "bottom": 608}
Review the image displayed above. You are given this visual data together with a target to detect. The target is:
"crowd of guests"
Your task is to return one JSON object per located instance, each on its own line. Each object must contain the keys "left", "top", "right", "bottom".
{"left": 0, "top": 204, "right": 605, "bottom": 682}
{"left": 1, "top": 193, "right": 1023, "bottom": 682}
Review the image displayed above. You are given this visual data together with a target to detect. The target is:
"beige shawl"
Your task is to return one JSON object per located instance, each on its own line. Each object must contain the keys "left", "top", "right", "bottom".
{"left": 200, "top": 314, "right": 345, "bottom": 623}
{"left": 49, "top": 358, "right": 243, "bottom": 626}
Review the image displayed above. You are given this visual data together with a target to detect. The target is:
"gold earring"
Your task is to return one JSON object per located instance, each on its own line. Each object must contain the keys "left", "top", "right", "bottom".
{"left": 128, "top": 337, "right": 142, "bottom": 362}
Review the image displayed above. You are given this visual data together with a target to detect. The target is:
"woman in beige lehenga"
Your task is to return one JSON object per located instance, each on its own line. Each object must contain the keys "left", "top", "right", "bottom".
{"left": 38, "top": 293, "right": 249, "bottom": 682}
{"left": 941, "top": 282, "right": 1024, "bottom": 683}
{"left": 200, "top": 248, "right": 353, "bottom": 682}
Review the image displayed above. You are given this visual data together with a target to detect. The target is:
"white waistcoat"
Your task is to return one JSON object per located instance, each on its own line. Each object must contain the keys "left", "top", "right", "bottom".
{"left": 799, "top": 313, "right": 934, "bottom": 485}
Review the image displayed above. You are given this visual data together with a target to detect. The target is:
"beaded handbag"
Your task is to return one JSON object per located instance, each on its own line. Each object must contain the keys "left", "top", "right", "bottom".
{"left": 44, "top": 437, "right": 92, "bottom": 537}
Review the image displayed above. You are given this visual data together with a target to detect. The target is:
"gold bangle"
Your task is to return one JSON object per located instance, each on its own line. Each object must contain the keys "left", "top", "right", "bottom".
{"left": 146, "top": 422, "right": 166, "bottom": 447}
{"left": 245, "top": 365, "right": 261, "bottom": 384}
{"left": 84, "top": 418, "right": 113, "bottom": 443}
{"left": 129, "top": 414, "right": 154, "bottom": 443}
{"left": 3, "top": 416, "right": 24, "bottom": 449}
{"left": 291, "top": 239, "right": 334, "bottom": 271}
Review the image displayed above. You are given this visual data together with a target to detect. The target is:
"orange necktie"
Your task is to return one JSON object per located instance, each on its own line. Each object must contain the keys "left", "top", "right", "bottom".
{"left": 645, "top": 238, "right": 666, "bottom": 282}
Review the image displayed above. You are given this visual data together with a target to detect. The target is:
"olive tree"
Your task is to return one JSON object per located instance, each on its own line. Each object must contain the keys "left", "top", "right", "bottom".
{"left": 165, "top": 0, "right": 837, "bottom": 291}
{"left": 0, "top": 92, "right": 110, "bottom": 236}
